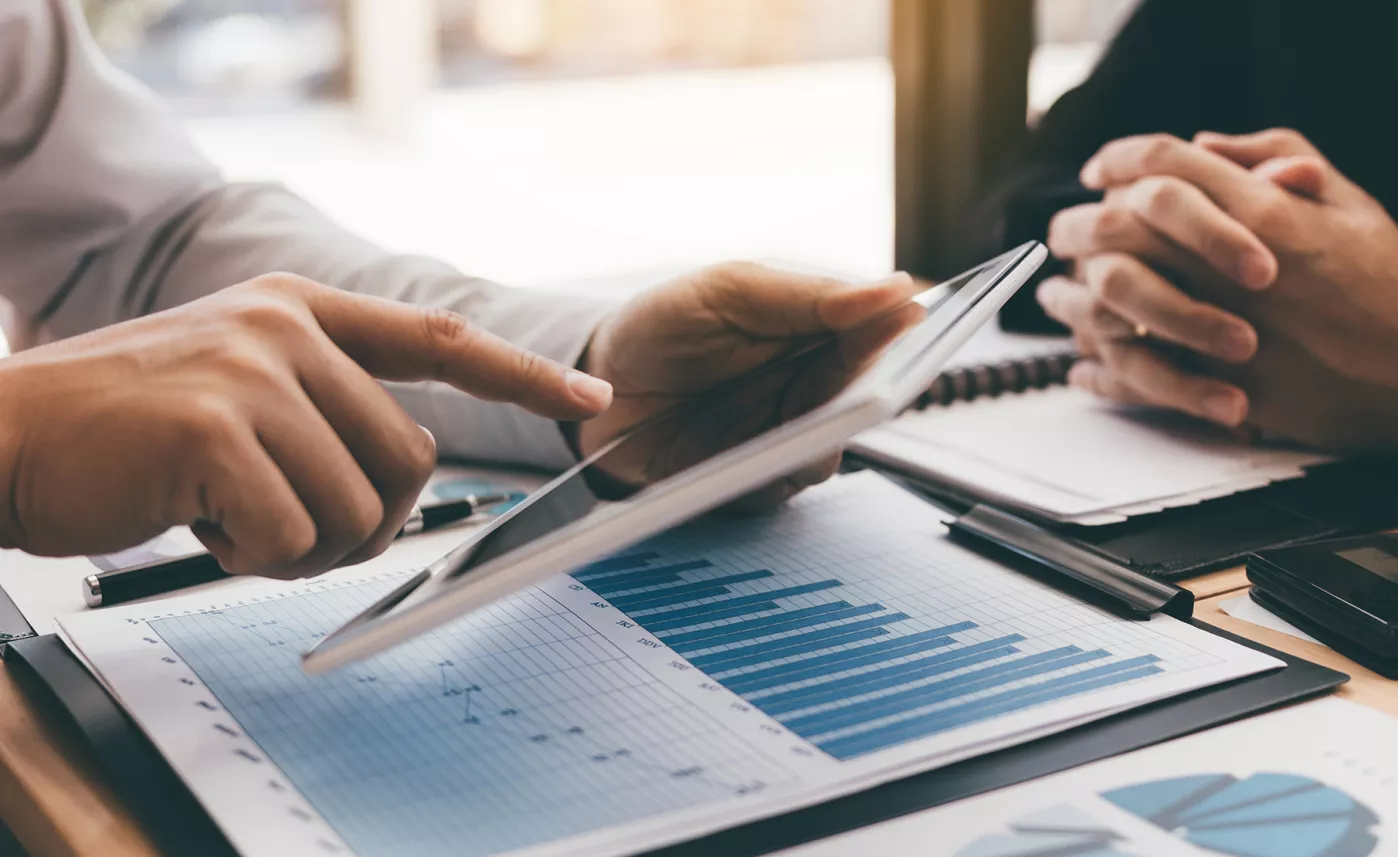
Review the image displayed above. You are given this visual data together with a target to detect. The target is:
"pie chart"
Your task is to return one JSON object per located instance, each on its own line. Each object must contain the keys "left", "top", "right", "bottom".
{"left": 955, "top": 773, "right": 1378, "bottom": 857}
{"left": 955, "top": 805, "right": 1132, "bottom": 857}
{"left": 1102, "top": 773, "right": 1378, "bottom": 857}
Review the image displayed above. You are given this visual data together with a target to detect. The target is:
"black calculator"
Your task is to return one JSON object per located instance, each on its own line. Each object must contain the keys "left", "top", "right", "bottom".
{"left": 1247, "top": 534, "right": 1398, "bottom": 678}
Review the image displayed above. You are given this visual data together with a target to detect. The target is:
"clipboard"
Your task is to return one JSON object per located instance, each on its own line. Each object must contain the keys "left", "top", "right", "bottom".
{"left": 5, "top": 624, "right": 1346, "bottom": 857}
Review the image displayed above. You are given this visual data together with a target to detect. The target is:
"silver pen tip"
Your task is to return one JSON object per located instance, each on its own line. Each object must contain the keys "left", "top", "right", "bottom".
{"left": 83, "top": 575, "right": 103, "bottom": 608}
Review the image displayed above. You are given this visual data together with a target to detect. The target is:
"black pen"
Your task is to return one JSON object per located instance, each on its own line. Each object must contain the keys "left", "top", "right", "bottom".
{"left": 82, "top": 493, "right": 514, "bottom": 608}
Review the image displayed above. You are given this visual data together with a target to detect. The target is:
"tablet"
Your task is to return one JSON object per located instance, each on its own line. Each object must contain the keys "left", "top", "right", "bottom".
{"left": 303, "top": 243, "right": 1046, "bottom": 672}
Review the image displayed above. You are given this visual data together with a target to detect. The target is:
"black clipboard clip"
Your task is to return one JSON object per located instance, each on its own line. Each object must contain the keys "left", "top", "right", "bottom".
{"left": 948, "top": 504, "right": 1194, "bottom": 621}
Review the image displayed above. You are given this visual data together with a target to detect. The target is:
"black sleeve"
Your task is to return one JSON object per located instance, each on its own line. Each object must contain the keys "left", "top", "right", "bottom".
{"left": 968, "top": 0, "right": 1255, "bottom": 332}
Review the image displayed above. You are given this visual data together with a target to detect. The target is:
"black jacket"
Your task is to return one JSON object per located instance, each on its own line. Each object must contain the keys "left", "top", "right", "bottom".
{"left": 975, "top": 0, "right": 1398, "bottom": 332}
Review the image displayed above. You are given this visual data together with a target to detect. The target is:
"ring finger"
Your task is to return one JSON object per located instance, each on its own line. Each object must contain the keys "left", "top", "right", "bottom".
{"left": 1079, "top": 254, "right": 1258, "bottom": 362}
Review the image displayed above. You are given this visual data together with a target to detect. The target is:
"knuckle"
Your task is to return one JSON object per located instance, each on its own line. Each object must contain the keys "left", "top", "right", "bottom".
{"left": 245, "top": 271, "right": 317, "bottom": 295}
{"left": 514, "top": 348, "right": 544, "bottom": 386}
{"left": 1088, "top": 206, "right": 1133, "bottom": 246}
{"left": 214, "top": 338, "right": 284, "bottom": 385}
{"left": 230, "top": 294, "right": 313, "bottom": 338}
{"left": 1266, "top": 127, "right": 1305, "bottom": 147}
{"left": 1137, "top": 135, "right": 1182, "bottom": 172}
{"left": 419, "top": 308, "right": 479, "bottom": 379}
{"left": 421, "top": 307, "right": 473, "bottom": 352}
{"left": 277, "top": 523, "right": 319, "bottom": 566}
{"left": 1248, "top": 194, "right": 1294, "bottom": 236}
{"left": 709, "top": 260, "right": 763, "bottom": 282}
{"left": 342, "top": 491, "right": 385, "bottom": 544}
{"left": 1139, "top": 177, "right": 1186, "bottom": 220}
{"left": 182, "top": 393, "right": 242, "bottom": 450}
{"left": 402, "top": 427, "right": 438, "bottom": 481}
{"left": 1089, "top": 257, "right": 1135, "bottom": 305}
{"left": 1088, "top": 301, "right": 1122, "bottom": 333}
{"left": 1201, "top": 228, "right": 1249, "bottom": 268}
{"left": 263, "top": 523, "right": 317, "bottom": 571}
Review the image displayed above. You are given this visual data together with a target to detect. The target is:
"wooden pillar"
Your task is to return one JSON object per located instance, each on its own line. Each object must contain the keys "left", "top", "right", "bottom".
{"left": 892, "top": 0, "right": 1034, "bottom": 278}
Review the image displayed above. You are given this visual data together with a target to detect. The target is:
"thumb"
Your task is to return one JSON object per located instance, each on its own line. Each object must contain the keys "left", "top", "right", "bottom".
{"left": 692, "top": 263, "right": 917, "bottom": 338}
{"left": 293, "top": 279, "right": 613, "bottom": 420}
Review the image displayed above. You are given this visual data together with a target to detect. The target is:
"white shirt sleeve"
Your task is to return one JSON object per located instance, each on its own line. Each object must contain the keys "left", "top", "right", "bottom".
{"left": 0, "top": 0, "right": 611, "bottom": 470}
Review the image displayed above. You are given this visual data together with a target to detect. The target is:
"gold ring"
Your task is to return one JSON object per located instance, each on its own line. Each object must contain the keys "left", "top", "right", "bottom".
{"left": 1133, "top": 323, "right": 1150, "bottom": 339}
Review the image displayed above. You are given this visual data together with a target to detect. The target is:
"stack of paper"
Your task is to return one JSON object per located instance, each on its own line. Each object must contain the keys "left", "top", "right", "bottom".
{"left": 851, "top": 386, "right": 1334, "bottom": 525}
{"left": 60, "top": 473, "right": 1280, "bottom": 857}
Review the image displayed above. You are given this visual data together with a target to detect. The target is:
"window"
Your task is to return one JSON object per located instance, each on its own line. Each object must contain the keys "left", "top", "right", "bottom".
{"left": 437, "top": 0, "right": 887, "bottom": 87}
{"left": 81, "top": 0, "right": 349, "bottom": 110}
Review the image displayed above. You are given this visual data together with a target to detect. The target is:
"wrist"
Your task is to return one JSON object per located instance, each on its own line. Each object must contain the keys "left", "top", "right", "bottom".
{"left": 0, "top": 363, "right": 28, "bottom": 549}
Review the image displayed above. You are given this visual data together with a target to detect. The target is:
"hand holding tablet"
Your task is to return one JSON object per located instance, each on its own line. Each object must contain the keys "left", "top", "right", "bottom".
{"left": 304, "top": 244, "right": 1047, "bottom": 672}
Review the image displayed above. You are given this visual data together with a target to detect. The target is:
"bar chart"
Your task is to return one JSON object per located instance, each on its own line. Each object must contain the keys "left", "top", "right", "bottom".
{"left": 569, "top": 548, "right": 1164, "bottom": 761}
{"left": 68, "top": 473, "right": 1278, "bottom": 857}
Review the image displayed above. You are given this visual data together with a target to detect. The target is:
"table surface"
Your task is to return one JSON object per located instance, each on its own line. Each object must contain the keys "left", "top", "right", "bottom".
{"left": 0, "top": 565, "right": 1393, "bottom": 857}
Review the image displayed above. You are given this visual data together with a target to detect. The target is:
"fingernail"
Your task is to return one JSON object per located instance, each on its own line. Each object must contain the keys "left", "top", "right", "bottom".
{"left": 566, "top": 370, "right": 613, "bottom": 407}
{"left": 1080, "top": 158, "right": 1103, "bottom": 188}
{"left": 1238, "top": 252, "right": 1276, "bottom": 289}
{"left": 1213, "top": 324, "right": 1258, "bottom": 362}
{"left": 1203, "top": 391, "right": 1246, "bottom": 426}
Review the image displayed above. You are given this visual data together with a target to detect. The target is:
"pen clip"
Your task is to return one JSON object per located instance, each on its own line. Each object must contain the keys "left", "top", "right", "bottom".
{"left": 949, "top": 504, "right": 1194, "bottom": 621}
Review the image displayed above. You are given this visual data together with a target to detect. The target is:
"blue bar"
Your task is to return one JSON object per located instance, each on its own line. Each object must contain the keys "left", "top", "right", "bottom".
{"left": 630, "top": 581, "right": 843, "bottom": 622}
{"left": 609, "top": 572, "right": 774, "bottom": 610}
{"left": 785, "top": 647, "right": 1110, "bottom": 736}
{"left": 642, "top": 602, "right": 780, "bottom": 633}
{"left": 615, "top": 586, "right": 729, "bottom": 613}
{"left": 571, "top": 552, "right": 660, "bottom": 578}
{"left": 582, "top": 559, "right": 712, "bottom": 583}
{"left": 691, "top": 627, "right": 889, "bottom": 672}
{"left": 670, "top": 609, "right": 905, "bottom": 655}
{"left": 746, "top": 642, "right": 1024, "bottom": 712}
{"left": 659, "top": 602, "right": 857, "bottom": 648}
{"left": 586, "top": 572, "right": 682, "bottom": 595}
{"left": 721, "top": 625, "right": 984, "bottom": 693}
{"left": 820, "top": 661, "right": 1163, "bottom": 759}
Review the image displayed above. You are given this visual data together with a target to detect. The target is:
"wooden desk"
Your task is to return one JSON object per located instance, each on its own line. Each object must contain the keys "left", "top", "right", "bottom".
{"left": 0, "top": 567, "right": 1392, "bottom": 857}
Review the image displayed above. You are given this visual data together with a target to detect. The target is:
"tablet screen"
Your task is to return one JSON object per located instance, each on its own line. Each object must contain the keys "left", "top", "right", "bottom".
{"left": 430, "top": 247, "right": 1033, "bottom": 586}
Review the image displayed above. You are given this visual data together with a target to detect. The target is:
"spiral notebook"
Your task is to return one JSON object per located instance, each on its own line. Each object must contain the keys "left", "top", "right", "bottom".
{"left": 853, "top": 344, "right": 1336, "bottom": 528}
{"left": 847, "top": 332, "right": 1398, "bottom": 580}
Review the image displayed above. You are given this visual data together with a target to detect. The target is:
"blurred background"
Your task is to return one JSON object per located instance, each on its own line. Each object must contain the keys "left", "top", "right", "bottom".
{"left": 77, "top": 0, "right": 1138, "bottom": 295}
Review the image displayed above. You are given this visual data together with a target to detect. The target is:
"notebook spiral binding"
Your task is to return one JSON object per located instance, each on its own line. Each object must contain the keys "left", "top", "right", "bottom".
{"left": 913, "top": 350, "right": 1079, "bottom": 411}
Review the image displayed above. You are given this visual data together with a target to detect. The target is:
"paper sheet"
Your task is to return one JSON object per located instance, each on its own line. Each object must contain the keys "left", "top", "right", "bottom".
{"left": 1220, "top": 595, "right": 1323, "bottom": 646}
{"left": 852, "top": 387, "right": 1333, "bottom": 525}
{"left": 63, "top": 473, "right": 1280, "bottom": 857}
{"left": 779, "top": 698, "right": 1396, "bottom": 856}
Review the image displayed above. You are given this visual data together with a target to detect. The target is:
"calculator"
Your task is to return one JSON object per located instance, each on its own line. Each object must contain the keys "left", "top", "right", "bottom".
{"left": 1247, "top": 534, "right": 1398, "bottom": 678}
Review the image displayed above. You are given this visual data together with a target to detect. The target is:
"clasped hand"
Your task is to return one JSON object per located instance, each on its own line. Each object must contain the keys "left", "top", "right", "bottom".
{"left": 1040, "top": 128, "right": 1398, "bottom": 448}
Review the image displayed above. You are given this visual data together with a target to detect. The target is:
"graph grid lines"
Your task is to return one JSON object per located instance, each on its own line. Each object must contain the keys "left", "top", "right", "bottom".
{"left": 147, "top": 474, "right": 1229, "bottom": 857}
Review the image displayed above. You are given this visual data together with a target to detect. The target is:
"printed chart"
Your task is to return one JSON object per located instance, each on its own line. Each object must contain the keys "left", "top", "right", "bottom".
{"left": 956, "top": 774, "right": 1379, "bottom": 857}
{"left": 66, "top": 474, "right": 1277, "bottom": 857}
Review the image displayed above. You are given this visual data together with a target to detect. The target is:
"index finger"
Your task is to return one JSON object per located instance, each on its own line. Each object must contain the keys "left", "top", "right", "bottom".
{"left": 1081, "top": 134, "right": 1278, "bottom": 216}
{"left": 296, "top": 281, "right": 614, "bottom": 421}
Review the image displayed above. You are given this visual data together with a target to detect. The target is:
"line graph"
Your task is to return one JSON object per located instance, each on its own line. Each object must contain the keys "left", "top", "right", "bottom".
{"left": 156, "top": 579, "right": 792, "bottom": 857}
